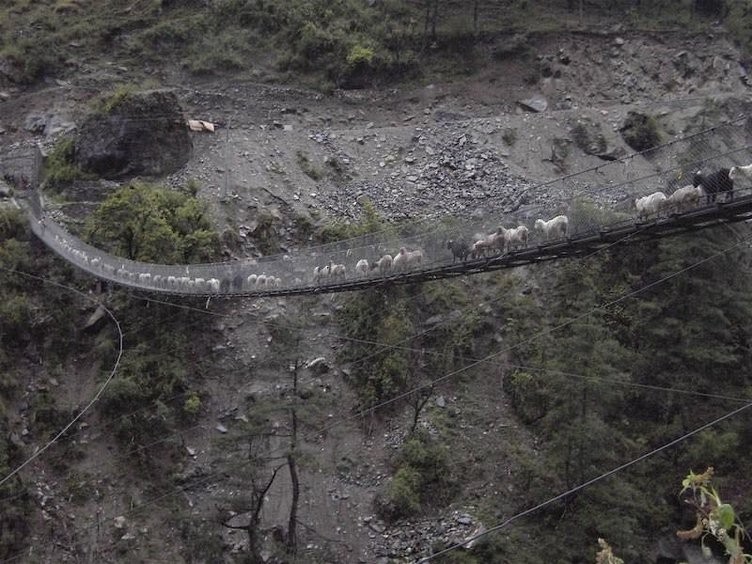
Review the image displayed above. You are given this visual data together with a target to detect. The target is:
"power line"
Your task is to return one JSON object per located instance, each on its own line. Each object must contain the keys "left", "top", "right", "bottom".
{"left": 0, "top": 266, "right": 124, "bottom": 489}
{"left": 419, "top": 399, "right": 752, "bottom": 562}
{"left": 0, "top": 224, "right": 698, "bottom": 509}
{"left": 342, "top": 232, "right": 752, "bottom": 420}
{"left": 3, "top": 223, "right": 747, "bottom": 564}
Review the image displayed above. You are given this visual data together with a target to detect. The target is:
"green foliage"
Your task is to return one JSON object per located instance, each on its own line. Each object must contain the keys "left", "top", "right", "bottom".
{"left": 252, "top": 209, "right": 282, "bottom": 255}
{"left": 85, "top": 182, "right": 220, "bottom": 263}
{"left": 595, "top": 538, "right": 625, "bottom": 564}
{"left": 379, "top": 431, "right": 456, "bottom": 521}
{"left": 0, "top": 39, "right": 59, "bottom": 84}
{"left": 318, "top": 200, "right": 387, "bottom": 243}
{"left": 102, "top": 322, "right": 190, "bottom": 444}
{"left": 677, "top": 467, "right": 752, "bottom": 563}
{"left": 92, "top": 83, "right": 137, "bottom": 115}
{"left": 346, "top": 43, "right": 375, "bottom": 67}
{"left": 42, "top": 137, "right": 90, "bottom": 191}
{"left": 338, "top": 286, "right": 414, "bottom": 408}
{"left": 499, "top": 227, "right": 752, "bottom": 562}
{"left": 0, "top": 421, "right": 31, "bottom": 559}
{"left": 183, "top": 392, "right": 202, "bottom": 418}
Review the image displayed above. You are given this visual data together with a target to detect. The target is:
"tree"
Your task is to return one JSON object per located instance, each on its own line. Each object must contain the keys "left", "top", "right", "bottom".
{"left": 85, "top": 181, "right": 219, "bottom": 264}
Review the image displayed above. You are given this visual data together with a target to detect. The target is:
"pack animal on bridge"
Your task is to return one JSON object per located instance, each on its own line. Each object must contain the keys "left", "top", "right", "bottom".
{"left": 693, "top": 168, "right": 733, "bottom": 204}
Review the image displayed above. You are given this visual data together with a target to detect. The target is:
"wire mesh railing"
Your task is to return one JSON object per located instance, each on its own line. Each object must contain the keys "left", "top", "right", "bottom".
{"left": 12, "top": 117, "right": 752, "bottom": 297}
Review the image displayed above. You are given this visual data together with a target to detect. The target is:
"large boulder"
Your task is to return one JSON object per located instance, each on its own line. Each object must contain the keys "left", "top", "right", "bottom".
{"left": 74, "top": 90, "right": 191, "bottom": 179}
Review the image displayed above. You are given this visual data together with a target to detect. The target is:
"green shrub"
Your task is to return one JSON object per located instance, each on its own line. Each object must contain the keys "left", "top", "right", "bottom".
{"left": 92, "top": 84, "right": 138, "bottom": 115}
{"left": 384, "top": 466, "right": 422, "bottom": 518}
{"left": 183, "top": 393, "right": 202, "bottom": 417}
{"left": 378, "top": 431, "right": 456, "bottom": 521}
{"left": 42, "top": 137, "right": 90, "bottom": 191}
{"left": 318, "top": 200, "right": 387, "bottom": 243}
{"left": 85, "top": 182, "right": 220, "bottom": 263}
{"left": 346, "top": 43, "right": 375, "bottom": 67}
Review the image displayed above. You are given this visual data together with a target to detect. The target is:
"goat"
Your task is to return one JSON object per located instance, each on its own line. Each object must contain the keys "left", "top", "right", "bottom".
{"left": 693, "top": 168, "right": 733, "bottom": 204}
{"left": 446, "top": 240, "right": 470, "bottom": 263}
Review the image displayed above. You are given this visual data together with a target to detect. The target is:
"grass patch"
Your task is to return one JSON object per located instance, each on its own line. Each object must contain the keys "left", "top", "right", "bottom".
{"left": 42, "top": 137, "right": 92, "bottom": 192}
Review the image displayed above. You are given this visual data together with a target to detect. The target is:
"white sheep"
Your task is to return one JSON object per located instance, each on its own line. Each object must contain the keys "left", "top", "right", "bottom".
{"left": 313, "top": 264, "right": 330, "bottom": 284}
{"left": 470, "top": 235, "right": 495, "bottom": 259}
{"left": 406, "top": 249, "right": 424, "bottom": 268}
{"left": 666, "top": 185, "right": 703, "bottom": 213}
{"left": 138, "top": 273, "right": 151, "bottom": 284}
{"left": 355, "top": 259, "right": 370, "bottom": 277}
{"left": 330, "top": 263, "right": 346, "bottom": 281}
{"left": 167, "top": 275, "right": 177, "bottom": 288}
{"left": 256, "top": 274, "right": 268, "bottom": 288}
{"left": 373, "top": 254, "right": 392, "bottom": 275}
{"left": 393, "top": 248, "right": 424, "bottom": 272}
{"left": 194, "top": 277, "right": 205, "bottom": 290}
{"left": 534, "top": 215, "right": 568, "bottom": 240}
{"left": 635, "top": 191, "right": 668, "bottom": 220}
{"left": 247, "top": 274, "right": 257, "bottom": 288}
{"left": 507, "top": 225, "right": 529, "bottom": 250}
{"left": 392, "top": 248, "right": 409, "bottom": 272}
{"left": 208, "top": 278, "right": 221, "bottom": 292}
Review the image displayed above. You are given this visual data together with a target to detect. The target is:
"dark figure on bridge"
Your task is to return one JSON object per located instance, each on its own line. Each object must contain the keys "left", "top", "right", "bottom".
{"left": 693, "top": 168, "right": 733, "bottom": 204}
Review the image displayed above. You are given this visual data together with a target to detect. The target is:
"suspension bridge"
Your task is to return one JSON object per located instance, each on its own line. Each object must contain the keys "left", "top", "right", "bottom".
{"left": 4, "top": 116, "right": 752, "bottom": 296}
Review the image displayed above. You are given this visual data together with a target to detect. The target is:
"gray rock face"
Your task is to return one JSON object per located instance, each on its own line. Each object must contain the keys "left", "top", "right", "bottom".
{"left": 74, "top": 90, "right": 191, "bottom": 179}
{"left": 518, "top": 94, "right": 548, "bottom": 113}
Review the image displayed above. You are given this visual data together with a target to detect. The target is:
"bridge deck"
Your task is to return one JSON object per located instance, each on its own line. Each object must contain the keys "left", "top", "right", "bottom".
{"left": 23, "top": 191, "right": 752, "bottom": 298}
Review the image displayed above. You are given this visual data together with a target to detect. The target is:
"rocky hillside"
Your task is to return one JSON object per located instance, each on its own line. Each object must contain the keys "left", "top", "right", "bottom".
{"left": 1, "top": 3, "right": 752, "bottom": 563}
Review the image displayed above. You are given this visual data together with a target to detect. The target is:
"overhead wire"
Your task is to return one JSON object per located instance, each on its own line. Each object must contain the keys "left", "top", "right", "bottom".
{"left": 0, "top": 266, "right": 124, "bottom": 489}
{"left": 418, "top": 399, "right": 752, "bottom": 562}
{"left": 3, "top": 223, "right": 746, "bottom": 564}
{"left": 3, "top": 112, "right": 751, "bottom": 558}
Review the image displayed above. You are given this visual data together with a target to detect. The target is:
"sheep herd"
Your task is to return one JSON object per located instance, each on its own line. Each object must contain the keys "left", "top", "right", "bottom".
{"left": 41, "top": 163, "right": 752, "bottom": 295}
{"left": 635, "top": 164, "right": 752, "bottom": 221}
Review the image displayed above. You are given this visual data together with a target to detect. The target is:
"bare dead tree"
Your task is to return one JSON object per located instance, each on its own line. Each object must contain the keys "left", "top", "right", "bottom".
{"left": 221, "top": 462, "right": 286, "bottom": 562}
{"left": 408, "top": 383, "right": 435, "bottom": 435}
{"left": 286, "top": 359, "right": 301, "bottom": 554}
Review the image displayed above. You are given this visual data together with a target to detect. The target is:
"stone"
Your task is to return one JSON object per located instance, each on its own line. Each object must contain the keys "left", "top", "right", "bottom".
{"left": 114, "top": 516, "right": 126, "bottom": 529}
{"left": 306, "top": 357, "right": 331, "bottom": 374}
{"left": 74, "top": 90, "right": 192, "bottom": 179}
{"left": 24, "top": 114, "right": 48, "bottom": 134}
{"left": 517, "top": 94, "right": 548, "bottom": 113}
